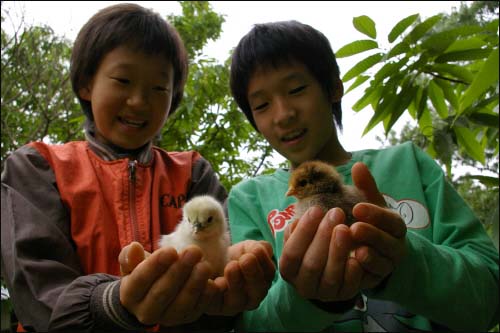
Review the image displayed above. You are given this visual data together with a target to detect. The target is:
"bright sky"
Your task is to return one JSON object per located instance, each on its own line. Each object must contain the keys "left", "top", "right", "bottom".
{"left": 3, "top": 1, "right": 463, "bottom": 160}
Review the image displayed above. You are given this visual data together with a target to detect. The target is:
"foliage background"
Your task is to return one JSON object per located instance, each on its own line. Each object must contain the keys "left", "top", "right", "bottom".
{"left": 1, "top": 1, "right": 498, "bottom": 331}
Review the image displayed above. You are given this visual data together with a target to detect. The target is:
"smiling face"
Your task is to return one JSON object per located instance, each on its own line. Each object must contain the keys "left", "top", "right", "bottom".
{"left": 79, "top": 44, "right": 174, "bottom": 150}
{"left": 247, "top": 61, "right": 346, "bottom": 169}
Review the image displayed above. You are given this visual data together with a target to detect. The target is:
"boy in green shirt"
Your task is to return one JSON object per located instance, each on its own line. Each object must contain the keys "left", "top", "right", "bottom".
{"left": 227, "top": 20, "right": 499, "bottom": 331}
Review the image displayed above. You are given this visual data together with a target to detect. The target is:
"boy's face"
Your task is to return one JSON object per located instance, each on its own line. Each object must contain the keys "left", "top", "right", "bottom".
{"left": 79, "top": 44, "right": 174, "bottom": 150}
{"left": 247, "top": 61, "right": 343, "bottom": 169}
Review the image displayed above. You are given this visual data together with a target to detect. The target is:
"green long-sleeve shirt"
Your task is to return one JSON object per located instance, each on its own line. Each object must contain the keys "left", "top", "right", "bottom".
{"left": 228, "top": 142, "right": 499, "bottom": 332}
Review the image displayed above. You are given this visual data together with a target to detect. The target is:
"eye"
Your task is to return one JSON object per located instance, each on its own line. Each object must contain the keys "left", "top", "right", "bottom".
{"left": 252, "top": 102, "right": 268, "bottom": 112}
{"left": 298, "top": 179, "right": 308, "bottom": 187}
{"left": 153, "top": 86, "right": 168, "bottom": 92}
{"left": 289, "top": 85, "right": 306, "bottom": 95}
{"left": 207, "top": 216, "right": 213, "bottom": 223}
{"left": 111, "top": 77, "right": 130, "bottom": 84}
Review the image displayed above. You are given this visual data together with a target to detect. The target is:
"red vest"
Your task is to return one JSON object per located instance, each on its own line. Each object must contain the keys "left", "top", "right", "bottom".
{"left": 30, "top": 141, "right": 200, "bottom": 276}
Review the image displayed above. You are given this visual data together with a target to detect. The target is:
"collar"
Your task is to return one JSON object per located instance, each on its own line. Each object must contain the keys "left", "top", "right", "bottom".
{"left": 84, "top": 122, "right": 153, "bottom": 164}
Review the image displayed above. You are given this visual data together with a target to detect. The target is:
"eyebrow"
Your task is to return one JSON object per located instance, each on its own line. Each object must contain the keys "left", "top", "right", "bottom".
{"left": 248, "top": 72, "right": 306, "bottom": 99}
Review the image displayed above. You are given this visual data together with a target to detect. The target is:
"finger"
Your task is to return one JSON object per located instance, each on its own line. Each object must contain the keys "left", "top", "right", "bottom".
{"left": 351, "top": 162, "right": 386, "bottom": 207}
{"left": 160, "top": 261, "right": 213, "bottom": 325}
{"left": 354, "top": 245, "right": 393, "bottom": 277}
{"left": 205, "top": 276, "right": 226, "bottom": 315}
{"left": 350, "top": 222, "right": 405, "bottom": 263}
{"left": 248, "top": 242, "right": 276, "bottom": 282}
{"left": 139, "top": 246, "right": 203, "bottom": 321}
{"left": 120, "top": 246, "right": 178, "bottom": 304}
{"left": 222, "top": 260, "right": 247, "bottom": 315}
{"left": 279, "top": 206, "right": 325, "bottom": 280}
{"left": 352, "top": 203, "right": 407, "bottom": 238}
{"left": 294, "top": 208, "right": 340, "bottom": 298}
{"left": 239, "top": 253, "right": 269, "bottom": 310}
{"left": 339, "top": 257, "right": 363, "bottom": 300}
{"left": 122, "top": 242, "right": 148, "bottom": 276}
{"left": 318, "top": 222, "right": 352, "bottom": 299}
{"left": 284, "top": 219, "right": 299, "bottom": 243}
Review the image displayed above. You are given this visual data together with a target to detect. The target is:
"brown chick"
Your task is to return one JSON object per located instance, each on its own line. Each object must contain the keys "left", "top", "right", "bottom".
{"left": 286, "top": 160, "right": 366, "bottom": 225}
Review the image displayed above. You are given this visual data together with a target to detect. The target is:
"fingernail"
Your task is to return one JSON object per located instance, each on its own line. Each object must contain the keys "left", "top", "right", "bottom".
{"left": 334, "top": 226, "right": 348, "bottom": 249}
{"left": 182, "top": 249, "right": 200, "bottom": 266}
{"left": 328, "top": 208, "right": 343, "bottom": 224}
{"left": 308, "top": 206, "right": 324, "bottom": 219}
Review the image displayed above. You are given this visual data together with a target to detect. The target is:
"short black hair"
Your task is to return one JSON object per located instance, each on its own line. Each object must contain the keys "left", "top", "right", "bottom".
{"left": 70, "top": 3, "right": 188, "bottom": 121}
{"left": 230, "top": 20, "right": 342, "bottom": 131}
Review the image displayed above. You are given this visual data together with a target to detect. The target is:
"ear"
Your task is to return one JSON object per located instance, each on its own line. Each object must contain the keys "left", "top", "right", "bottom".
{"left": 79, "top": 86, "right": 91, "bottom": 101}
{"left": 331, "top": 78, "right": 344, "bottom": 103}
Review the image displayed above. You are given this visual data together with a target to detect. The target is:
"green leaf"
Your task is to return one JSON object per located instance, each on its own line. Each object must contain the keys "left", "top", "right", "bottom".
{"left": 345, "top": 75, "right": 370, "bottom": 94}
{"left": 428, "top": 80, "right": 448, "bottom": 119}
{"left": 353, "top": 15, "right": 377, "bottom": 39}
{"left": 418, "top": 105, "right": 433, "bottom": 137}
{"left": 407, "top": 14, "right": 442, "bottom": 44}
{"left": 336, "top": 40, "right": 378, "bottom": 58}
{"left": 433, "top": 78, "right": 458, "bottom": 111}
{"left": 426, "top": 63, "right": 473, "bottom": 84}
{"left": 342, "top": 53, "right": 383, "bottom": 82}
{"left": 435, "top": 48, "right": 493, "bottom": 63}
{"left": 454, "top": 126, "right": 485, "bottom": 164}
{"left": 386, "top": 41, "right": 411, "bottom": 59}
{"left": 352, "top": 85, "right": 381, "bottom": 112}
{"left": 373, "top": 58, "right": 407, "bottom": 85}
{"left": 385, "top": 84, "right": 418, "bottom": 133}
{"left": 444, "top": 37, "right": 487, "bottom": 53}
{"left": 420, "top": 25, "right": 484, "bottom": 55}
{"left": 459, "top": 48, "right": 499, "bottom": 113}
{"left": 388, "top": 14, "right": 419, "bottom": 43}
{"left": 363, "top": 85, "right": 399, "bottom": 135}
{"left": 463, "top": 175, "right": 500, "bottom": 188}
{"left": 468, "top": 112, "right": 500, "bottom": 128}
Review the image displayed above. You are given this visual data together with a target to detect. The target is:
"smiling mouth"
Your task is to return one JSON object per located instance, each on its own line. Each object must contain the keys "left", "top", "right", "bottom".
{"left": 118, "top": 116, "right": 146, "bottom": 128}
{"left": 281, "top": 129, "right": 307, "bottom": 142}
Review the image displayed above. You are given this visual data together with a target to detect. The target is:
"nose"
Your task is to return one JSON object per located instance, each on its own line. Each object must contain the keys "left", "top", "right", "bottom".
{"left": 273, "top": 97, "right": 296, "bottom": 126}
{"left": 126, "top": 88, "right": 149, "bottom": 110}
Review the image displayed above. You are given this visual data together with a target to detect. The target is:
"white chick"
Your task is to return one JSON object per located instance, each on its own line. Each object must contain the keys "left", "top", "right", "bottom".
{"left": 286, "top": 160, "right": 366, "bottom": 225}
{"left": 158, "top": 195, "right": 230, "bottom": 278}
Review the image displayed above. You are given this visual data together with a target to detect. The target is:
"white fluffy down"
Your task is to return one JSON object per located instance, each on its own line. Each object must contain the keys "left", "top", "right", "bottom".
{"left": 158, "top": 195, "right": 230, "bottom": 277}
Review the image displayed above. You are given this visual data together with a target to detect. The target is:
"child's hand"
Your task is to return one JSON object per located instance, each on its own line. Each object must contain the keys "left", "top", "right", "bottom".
{"left": 280, "top": 206, "right": 364, "bottom": 302}
{"left": 351, "top": 203, "right": 407, "bottom": 289}
{"left": 207, "top": 240, "right": 275, "bottom": 315}
{"left": 119, "top": 243, "right": 218, "bottom": 327}
{"left": 350, "top": 161, "right": 408, "bottom": 289}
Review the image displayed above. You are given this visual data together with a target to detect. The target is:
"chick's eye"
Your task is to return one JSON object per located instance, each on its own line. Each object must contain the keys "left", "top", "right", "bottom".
{"left": 207, "top": 216, "right": 213, "bottom": 223}
{"left": 298, "top": 179, "right": 308, "bottom": 187}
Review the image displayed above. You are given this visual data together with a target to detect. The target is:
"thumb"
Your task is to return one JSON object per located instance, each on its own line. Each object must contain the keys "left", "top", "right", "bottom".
{"left": 351, "top": 162, "right": 386, "bottom": 207}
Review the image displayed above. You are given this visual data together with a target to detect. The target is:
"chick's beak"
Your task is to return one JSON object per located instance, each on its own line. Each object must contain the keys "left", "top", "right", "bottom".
{"left": 193, "top": 221, "right": 204, "bottom": 233}
{"left": 286, "top": 186, "right": 296, "bottom": 197}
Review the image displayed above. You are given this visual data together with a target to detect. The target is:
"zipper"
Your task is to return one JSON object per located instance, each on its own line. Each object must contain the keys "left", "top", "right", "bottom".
{"left": 128, "top": 160, "right": 140, "bottom": 241}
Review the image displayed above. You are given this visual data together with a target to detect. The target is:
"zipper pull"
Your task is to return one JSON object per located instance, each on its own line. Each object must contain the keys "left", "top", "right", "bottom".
{"left": 128, "top": 160, "right": 137, "bottom": 182}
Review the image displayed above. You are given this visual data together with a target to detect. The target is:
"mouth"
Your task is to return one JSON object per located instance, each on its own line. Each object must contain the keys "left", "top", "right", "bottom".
{"left": 118, "top": 116, "right": 147, "bottom": 128}
{"left": 281, "top": 129, "right": 307, "bottom": 143}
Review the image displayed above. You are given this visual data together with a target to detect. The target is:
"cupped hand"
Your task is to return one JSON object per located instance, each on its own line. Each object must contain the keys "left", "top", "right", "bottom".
{"left": 207, "top": 240, "right": 276, "bottom": 316}
{"left": 280, "top": 206, "right": 364, "bottom": 302}
{"left": 119, "top": 243, "right": 217, "bottom": 327}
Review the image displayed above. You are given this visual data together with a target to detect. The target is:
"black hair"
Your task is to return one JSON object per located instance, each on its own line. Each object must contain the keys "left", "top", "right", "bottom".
{"left": 230, "top": 20, "right": 342, "bottom": 131}
{"left": 70, "top": 3, "right": 188, "bottom": 121}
